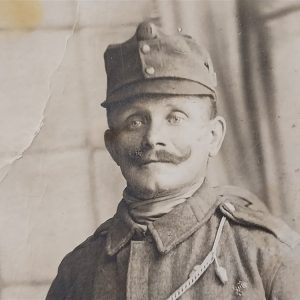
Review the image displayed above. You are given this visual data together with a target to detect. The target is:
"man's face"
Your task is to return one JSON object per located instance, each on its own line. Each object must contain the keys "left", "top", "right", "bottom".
{"left": 105, "top": 95, "right": 225, "bottom": 199}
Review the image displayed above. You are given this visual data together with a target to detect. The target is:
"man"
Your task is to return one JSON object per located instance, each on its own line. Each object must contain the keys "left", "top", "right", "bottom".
{"left": 47, "top": 21, "right": 300, "bottom": 299}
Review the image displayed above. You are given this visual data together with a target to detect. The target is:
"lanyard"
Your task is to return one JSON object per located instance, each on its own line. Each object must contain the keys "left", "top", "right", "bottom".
{"left": 166, "top": 216, "right": 227, "bottom": 300}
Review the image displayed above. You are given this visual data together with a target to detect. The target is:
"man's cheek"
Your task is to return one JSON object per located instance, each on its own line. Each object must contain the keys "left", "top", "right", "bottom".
{"left": 115, "top": 143, "right": 137, "bottom": 167}
{"left": 171, "top": 139, "right": 193, "bottom": 157}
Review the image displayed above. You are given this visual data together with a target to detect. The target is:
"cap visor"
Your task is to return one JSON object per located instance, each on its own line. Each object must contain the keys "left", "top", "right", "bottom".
{"left": 101, "top": 78, "right": 215, "bottom": 107}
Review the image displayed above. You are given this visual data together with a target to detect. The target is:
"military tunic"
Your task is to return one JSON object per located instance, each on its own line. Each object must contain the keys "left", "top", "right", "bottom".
{"left": 46, "top": 184, "right": 300, "bottom": 299}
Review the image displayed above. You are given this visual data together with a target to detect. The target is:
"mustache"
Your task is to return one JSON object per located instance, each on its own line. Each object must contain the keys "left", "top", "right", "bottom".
{"left": 128, "top": 148, "right": 191, "bottom": 165}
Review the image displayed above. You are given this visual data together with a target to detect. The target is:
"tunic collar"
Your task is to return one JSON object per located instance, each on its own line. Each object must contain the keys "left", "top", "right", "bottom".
{"left": 105, "top": 181, "right": 221, "bottom": 256}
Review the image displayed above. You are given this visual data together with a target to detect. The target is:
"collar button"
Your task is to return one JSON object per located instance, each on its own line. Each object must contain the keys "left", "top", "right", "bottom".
{"left": 224, "top": 202, "right": 235, "bottom": 212}
{"left": 145, "top": 66, "right": 155, "bottom": 75}
{"left": 141, "top": 44, "right": 151, "bottom": 54}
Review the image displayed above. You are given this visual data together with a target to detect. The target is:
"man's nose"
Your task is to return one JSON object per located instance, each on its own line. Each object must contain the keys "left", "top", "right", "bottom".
{"left": 142, "top": 122, "right": 166, "bottom": 149}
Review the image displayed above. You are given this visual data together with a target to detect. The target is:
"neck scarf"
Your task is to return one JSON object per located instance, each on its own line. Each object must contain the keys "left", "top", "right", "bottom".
{"left": 123, "top": 178, "right": 204, "bottom": 227}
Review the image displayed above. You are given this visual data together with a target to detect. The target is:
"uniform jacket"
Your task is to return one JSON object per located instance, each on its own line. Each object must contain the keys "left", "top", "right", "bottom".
{"left": 47, "top": 183, "right": 300, "bottom": 300}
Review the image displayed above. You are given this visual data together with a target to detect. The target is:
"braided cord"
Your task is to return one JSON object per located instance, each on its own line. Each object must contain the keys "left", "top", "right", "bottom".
{"left": 166, "top": 216, "right": 227, "bottom": 300}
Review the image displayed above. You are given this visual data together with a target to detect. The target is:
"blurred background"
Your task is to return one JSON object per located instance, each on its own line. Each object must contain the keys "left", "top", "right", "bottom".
{"left": 0, "top": 0, "right": 300, "bottom": 299}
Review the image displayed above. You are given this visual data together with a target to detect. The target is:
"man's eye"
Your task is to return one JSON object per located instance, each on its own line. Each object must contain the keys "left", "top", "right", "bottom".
{"left": 128, "top": 119, "right": 143, "bottom": 129}
{"left": 167, "top": 113, "right": 186, "bottom": 125}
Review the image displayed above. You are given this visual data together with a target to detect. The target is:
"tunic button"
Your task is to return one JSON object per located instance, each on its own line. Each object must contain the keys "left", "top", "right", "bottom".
{"left": 141, "top": 44, "right": 150, "bottom": 54}
{"left": 224, "top": 202, "right": 235, "bottom": 212}
{"left": 145, "top": 66, "right": 155, "bottom": 75}
{"left": 136, "top": 22, "right": 158, "bottom": 41}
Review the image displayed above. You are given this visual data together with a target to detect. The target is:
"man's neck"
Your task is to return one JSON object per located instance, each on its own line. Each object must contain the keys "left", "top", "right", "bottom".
{"left": 126, "top": 177, "right": 205, "bottom": 201}
{"left": 123, "top": 177, "right": 205, "bottom": 226}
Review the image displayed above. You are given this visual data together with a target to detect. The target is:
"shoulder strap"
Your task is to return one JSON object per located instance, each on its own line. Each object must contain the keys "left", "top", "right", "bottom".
{"left": 214, "top": 185, "right": 300, "bottom": 249}
{"left": 71, "top": 218, "right": 114, "bottom": 253}
{"left": 94, "top": 218, "right": 114, "bottom": 237}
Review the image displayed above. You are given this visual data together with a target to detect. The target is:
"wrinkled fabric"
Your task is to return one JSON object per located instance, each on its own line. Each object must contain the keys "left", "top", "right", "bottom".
{"left": 47, "top": 184, "right": 300, "bottom": 300}
{"left": 123, "top": 179, "right": 203, "bottom": 225}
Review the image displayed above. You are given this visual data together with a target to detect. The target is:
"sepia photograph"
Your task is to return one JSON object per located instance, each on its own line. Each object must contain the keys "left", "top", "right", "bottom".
{"left": 0, "top": 0, "right": 300, "bottom": 299}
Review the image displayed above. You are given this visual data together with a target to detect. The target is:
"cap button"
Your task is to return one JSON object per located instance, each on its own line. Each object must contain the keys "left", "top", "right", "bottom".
{"left": 224, "top": 202, "right": 235, "bottom": 212}
{"left": 136, "top": 22, "right": 158, "bottom": 41}
{"left": 141, "top": 44, "right": 151, "bottom": 54}
{"left": 145, "top": 66, "right": 155, "bottom": 75}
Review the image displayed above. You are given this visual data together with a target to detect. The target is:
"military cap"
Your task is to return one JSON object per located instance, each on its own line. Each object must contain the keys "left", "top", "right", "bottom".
{"left": 101, "top": 21, "right": 217, "bottom": 107}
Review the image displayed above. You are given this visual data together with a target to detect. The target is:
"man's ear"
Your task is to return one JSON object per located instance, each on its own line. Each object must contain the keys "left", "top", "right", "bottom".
{"left": 208, "top": 116, "right": 226, "bottom": 157}
{"left": 104, "top": 129, "right": 120, "bottom": 166}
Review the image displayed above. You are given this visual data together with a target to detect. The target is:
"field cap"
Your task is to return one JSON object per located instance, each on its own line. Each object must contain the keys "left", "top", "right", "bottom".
{"left": 101, "top": 21, "right": 217, "bottom": 107}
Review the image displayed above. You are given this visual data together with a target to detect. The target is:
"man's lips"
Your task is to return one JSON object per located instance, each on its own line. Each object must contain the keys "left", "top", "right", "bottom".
{"left": 142, "top": 159, "right": 173, "bottom": 165}
{"left": 129, "top": 148, "right": 192, "bottom": 166}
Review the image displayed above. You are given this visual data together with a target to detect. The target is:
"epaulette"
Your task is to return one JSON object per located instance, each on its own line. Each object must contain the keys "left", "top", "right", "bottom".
{"left": 214, "top": 185, "right": 300, "bottom": 249}
{"left": 71, "top": 218, "right": 114, "bottom": 253}
{"left": 93, "top": 217, "right": 114, "bottom": 238}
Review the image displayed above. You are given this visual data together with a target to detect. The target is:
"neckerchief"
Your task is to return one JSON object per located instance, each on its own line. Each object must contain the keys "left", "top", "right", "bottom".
{"left": 123, "top": 178, "right": 204, "bottom": 227}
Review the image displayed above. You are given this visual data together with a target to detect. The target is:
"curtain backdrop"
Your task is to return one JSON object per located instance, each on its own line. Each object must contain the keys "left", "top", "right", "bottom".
{"left": 155, "top": 0, "right": 300, "bottom": 229}
{"left": 1, "top": 1, "right": 299, "bottom": 299}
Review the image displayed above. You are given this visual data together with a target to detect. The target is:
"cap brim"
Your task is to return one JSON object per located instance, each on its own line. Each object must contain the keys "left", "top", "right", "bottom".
{"left": 101, "top": 78, "right": 215, "bottom": 107}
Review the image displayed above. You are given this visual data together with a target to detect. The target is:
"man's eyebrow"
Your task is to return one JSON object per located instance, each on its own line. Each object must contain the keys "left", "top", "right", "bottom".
{"left": 164, "top": 102, "right": 190, "bottom": 112}
{"left": 125, "top": 112, "right": 145, "bottom": 120}
{"left": 120, "top": 105, "right": 148, "bottom": 115}
{"left": 165, "top": 103, "right": 186, "bottom": 109}
{"left": 112, "top": 106, "right": 149, "bottom": 122}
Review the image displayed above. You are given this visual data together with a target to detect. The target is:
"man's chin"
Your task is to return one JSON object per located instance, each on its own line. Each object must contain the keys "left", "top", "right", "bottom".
{"left": 138, "top": 161, "right": 176, "bottom": 172}
{"left": 123, "top": 164, "right": 192, "bottom": 198}
{"left": 127, "top": 176, "right": 189, "bottom": 200}
{"left": 127, "top": 176, "right": 172, "bottom": 199}
{"left": 131, "top": 187, "right": 168, "bottom": 200}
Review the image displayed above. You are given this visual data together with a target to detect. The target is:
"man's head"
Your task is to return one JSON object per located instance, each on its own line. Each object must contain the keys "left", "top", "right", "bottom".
{"left": 105, "top": 95, "right": 225, "bottom": 199}
{"left": 102, "top": 21, "right": 226, "bottom": 199}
